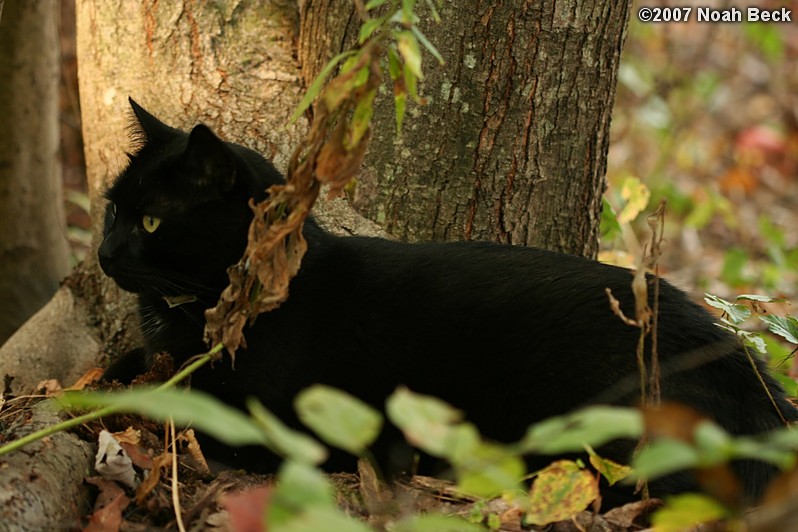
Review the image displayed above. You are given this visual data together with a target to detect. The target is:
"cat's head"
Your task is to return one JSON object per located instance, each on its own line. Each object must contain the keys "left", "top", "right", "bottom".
{"left": 98, "top": 98, "right": 284, "bottom": 301}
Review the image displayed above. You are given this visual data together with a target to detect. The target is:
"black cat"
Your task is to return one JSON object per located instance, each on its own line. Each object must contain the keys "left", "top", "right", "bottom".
{"left": 100, "top": 98, "right": 796, "bottom": 504}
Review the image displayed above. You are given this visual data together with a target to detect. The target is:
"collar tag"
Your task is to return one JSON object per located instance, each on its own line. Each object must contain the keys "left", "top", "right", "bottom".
{"left": 163, "top": 294, "right": 198, "bottom": 308}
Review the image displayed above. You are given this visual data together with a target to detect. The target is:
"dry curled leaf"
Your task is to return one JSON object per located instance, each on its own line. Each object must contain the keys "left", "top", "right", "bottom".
{"left": 84, "top": 491, "right": 129, "bottom": 532}
{"left": 66, "top": 367, "right": 105, "bottom": 391}
{"left": 180, "top": 428, "right": 210, "bottom": 476}
{"left": 204, "top": 41, "right": 382, "bottom": 359}
{"left": 35, "top": 379, "right": 62, "bottom": 396}
{"left": 135, "top": 451, "right": 173, "bottom": 505}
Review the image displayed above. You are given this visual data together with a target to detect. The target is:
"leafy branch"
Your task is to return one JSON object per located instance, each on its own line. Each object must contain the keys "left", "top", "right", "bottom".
{"left": 205, "top": 0, "right": 443, "bottom": 357}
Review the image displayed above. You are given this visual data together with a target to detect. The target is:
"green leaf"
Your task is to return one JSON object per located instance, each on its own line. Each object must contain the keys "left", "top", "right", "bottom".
{"left": 396, "top": 30, "right": 423, "bottom": 79}
{"left": 726, "top": 434, "right": 795, "bottom": 469}
{"left": 289, "top": 50, "right": 357, "bottom": 124}
{"left": 404, "top": 62, "right": 419, "bottom": 102}
{"left": 322, "top": 62, "right": 371, "bottom": 113}
{"left": 59, "top": 387, "right": 267, "bottom": 447}
{"left": 456, "top": 443, "right": 525, "bottom": 497}
{"left": 268, "top": 461, "right": 373, "bottom": 531}
{"left": 520, "top": 406, "right": 643, "bottom": 455}
{"left": 401, "top": 0, "right": 417, "bottom": 24}
{"left": 394, "top": 89, "right": 407, "bottom": 133}
{"left": 692, "top": 421, "right": 732, "bottom": 464}
{"left": 651, "top": 493, "right": 728, "bottom": 532}
{"left": 246, "top": 398, "right": 327, "bottom": 465}
{"left": 358, "top": 17, "right": 384, "bottom": 45}
{"left": 600, "top": 196, "right": 622, "bottom": 240}
{"left": 386, "top": 387, "right": 464, "bottom": 457}
{"left": 736, "top": 294, "right": 787, "bottom": 303}
{"left": 295, "top": 385, "right": 383, "bottom": 455}
{"left": 703, "top": 294, "right": 751, "bottom": 325}
{"left": 760, "top": 314, "right": 798, "bottom": 345}
{"left": 411, "top": 26, "right": 444, "bottom": 65}
{"left": 273, "top": 506, "right": 374, "bottom": 532}
{"left": 348, "top": 88, "right": 377, "bottom": 149}
{"left": 387, "top": 46, "right": 402, "bottom": 80}
{"left": 632, "top": 439, "right": 699, "bottom": 480}
{"left": 737, "top": 329, "right": 767, "bottom": 354}
{"left": 585, "top": 445, "right": 633, "bottom": 486}
{"left": 267, "top": 461, "right": 335, "bottom": 526}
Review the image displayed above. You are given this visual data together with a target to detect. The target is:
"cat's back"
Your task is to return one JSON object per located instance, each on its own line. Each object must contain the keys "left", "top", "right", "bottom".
{"left": 297, "top": 233, "right": 694, "bottom": 329}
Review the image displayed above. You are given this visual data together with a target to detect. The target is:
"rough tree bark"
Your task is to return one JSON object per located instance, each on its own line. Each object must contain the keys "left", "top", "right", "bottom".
{"left": 0, "top": 0, "right": 70, "bottom": 345}
{"left": 301, "top": 0, "right": 630, "bottom": 257}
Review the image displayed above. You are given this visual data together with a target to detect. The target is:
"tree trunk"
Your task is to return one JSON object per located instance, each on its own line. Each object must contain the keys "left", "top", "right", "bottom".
{"left": 0, "top": 0, "right": 70, "bottom": 344}
{"left": 300, "top": 0, "right": 630, "bottom": 258}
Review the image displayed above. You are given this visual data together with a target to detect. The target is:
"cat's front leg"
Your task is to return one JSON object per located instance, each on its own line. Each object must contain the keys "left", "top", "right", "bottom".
{"left": 101, "top": 347, "right": 148, "bottom": 384}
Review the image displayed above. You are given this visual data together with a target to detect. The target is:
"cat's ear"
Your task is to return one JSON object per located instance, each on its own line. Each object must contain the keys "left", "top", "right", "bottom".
{"left": 128, "top": 97, "right": 175, "bottom": 145}
{"left": 184, "top": 124, "right": 236, "bottom": 191}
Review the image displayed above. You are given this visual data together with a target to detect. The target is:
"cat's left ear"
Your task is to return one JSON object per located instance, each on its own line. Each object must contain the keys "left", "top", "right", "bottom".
{"left": 184, "top": 124, "right": 236, "bottom": 191}
{"left": 129, "top": 98, "right": 176, "bottom": 145}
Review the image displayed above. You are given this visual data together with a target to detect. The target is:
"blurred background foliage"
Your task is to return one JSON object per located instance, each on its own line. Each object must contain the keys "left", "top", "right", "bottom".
{"left": 604, "top": 0, "right": 798, "bottom": 305}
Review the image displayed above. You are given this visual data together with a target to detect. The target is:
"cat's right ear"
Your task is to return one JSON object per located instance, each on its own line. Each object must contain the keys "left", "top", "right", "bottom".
{"left": 128, "top": 97, "right": 174, "bottom": 145}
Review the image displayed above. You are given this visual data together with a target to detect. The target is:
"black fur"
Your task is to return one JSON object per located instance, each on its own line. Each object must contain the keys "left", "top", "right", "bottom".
{"left": 100, "top": 99, "right": 796, "bottom": 504}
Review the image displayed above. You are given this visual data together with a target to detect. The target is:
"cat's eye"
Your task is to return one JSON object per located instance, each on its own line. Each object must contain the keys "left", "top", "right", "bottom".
{"left": 142, "top": 214, "right": 162, "bottom": 233}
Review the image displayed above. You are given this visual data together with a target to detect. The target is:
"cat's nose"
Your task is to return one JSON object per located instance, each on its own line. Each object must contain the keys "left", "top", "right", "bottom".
{"left": 97, "top": 238, "right": 113, "bottom": 261}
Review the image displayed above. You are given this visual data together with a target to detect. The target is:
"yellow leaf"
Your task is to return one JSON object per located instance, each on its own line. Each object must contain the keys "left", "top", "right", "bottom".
{"left": 617, "top": 176, "right": 650, "bottom": 224}
{"left": 651, "top": 493, "right": 728, "bottom": 532}
{"left": 397, "top": 31, "right": 423, "bottom": 79}
{"left": 525, "top": 460, "right": 599, "bottom": 526}
{"left": 586, "top": 445, "right": 633, "bottom": 486}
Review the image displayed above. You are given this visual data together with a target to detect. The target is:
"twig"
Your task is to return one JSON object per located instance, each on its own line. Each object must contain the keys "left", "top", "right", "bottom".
{"left": 645, "top": 201, "right": 666, "bottom": 406}
{"left": 169, "top": 417, "right": 186, "bottom": 532}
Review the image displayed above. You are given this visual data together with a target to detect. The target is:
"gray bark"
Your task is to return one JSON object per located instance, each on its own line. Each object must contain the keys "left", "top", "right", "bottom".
{"left": 0, "top": 401, "right": 94, "bottom": 531}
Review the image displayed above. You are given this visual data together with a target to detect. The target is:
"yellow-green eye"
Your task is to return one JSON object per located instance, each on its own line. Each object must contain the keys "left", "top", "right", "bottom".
{"left": 142, "top": 214, "right": 161, "bottom": 233}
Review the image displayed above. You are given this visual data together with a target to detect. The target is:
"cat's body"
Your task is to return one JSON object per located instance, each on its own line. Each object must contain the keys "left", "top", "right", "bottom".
{"left": 100, "top": 100, "right": 796, "bottom": 504}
